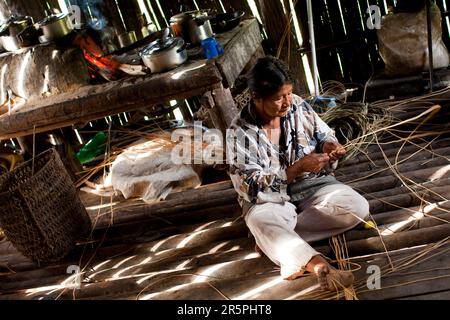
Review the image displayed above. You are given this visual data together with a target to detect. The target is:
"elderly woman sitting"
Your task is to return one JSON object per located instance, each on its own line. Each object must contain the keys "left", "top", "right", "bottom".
{"left": 226, "top": 56, "right": 370, "bottom": 291}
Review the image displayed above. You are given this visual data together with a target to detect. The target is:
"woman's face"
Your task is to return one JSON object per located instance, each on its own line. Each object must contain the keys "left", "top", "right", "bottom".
{"left": 254, "top": 83, "right": 293, "bottom": 120}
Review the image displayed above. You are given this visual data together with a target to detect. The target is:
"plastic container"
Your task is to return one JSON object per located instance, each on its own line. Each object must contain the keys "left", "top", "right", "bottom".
{"left": 75, "top": 131, "right": 107, "bottom": 164}
{"left": 201, "top": 37, "right": 224, "bottom": 59}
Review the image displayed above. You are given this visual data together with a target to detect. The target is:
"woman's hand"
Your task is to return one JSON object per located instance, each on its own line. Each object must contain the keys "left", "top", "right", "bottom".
{"left": 322, "top": 141, "right": 346, "bottom": 162}
{"left": 286, "top": 153, "right": 330, "bottom": 183}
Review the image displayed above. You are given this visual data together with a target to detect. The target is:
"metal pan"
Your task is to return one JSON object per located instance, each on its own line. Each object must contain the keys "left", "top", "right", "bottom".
{"left": 37, "top": 13, "right": 73, "bottom": 41}
{"left": 210, "top": 11, "right": 245, "bottom": 34}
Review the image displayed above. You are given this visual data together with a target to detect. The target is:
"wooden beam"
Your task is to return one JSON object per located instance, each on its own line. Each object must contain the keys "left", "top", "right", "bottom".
{"left": 340, "top": 138, "right": 450, "bottom": 167}
{"left": 0, "top": 60, "right": 222, "bottom": 139}
{"left": 0, "top": 256, "right": 275, "bottom": 299}
{"left": 139, "top": 243, "right": 450, "bottom": 300}
{"left": 344, "top": 213, "right": 450, "bottom": 241}
{"left": 2, "top": 208, "right": 449, "bottom": 298}
{"left": 368, "top": 185, "right": 450, "bottom": 214}
{"left": 90, "top": 175, "right": 450, "bottom": 228}
{"left": 0, "top": 19, "right": 265, "bottom": 139}
{"left": 336, "top": 146, "right": 450, "bottom": 176}
{"left": 339, "top": 157, "right": 449, "bottom": 183}
{"left": 0, "top": 235, "right": 254, "bottom": 274}
{"left": 354, "top": 246, "right": 450, "bottom": 300}
{"left": 350, "top": 165, "right": 450, "bottom": 194}
{"left": 372, "top": 202, "right": 450, "bottom": 226}
{"left": 87, "top": 207, "right": 241, "bottom": 248}
{"left": 318, "top": 223, "right": 450, "bottom": 257}
{"left": 397, "top": 290, "right": 450, "bottom": 300}
{"left": 0, "top": 245, "right": 259, "bottom": 294}
{"left": 94, "top": 187, "right": 238, "bottom": 227}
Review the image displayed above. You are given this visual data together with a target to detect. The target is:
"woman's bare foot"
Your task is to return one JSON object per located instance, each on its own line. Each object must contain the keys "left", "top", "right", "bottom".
{"left": 314, "top": 264, "right": 354, "bottom": 291}
{"left": 307, "top": 255, "right": 354, "bottom": 291}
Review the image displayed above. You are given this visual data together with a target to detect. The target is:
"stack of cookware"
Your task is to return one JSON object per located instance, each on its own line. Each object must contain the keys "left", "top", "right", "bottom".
{"left": 37, "top": 13, "right": 74, "bottom": 43}
{"left": 0, "top": 15, "right": 37, "bottom": 52}
{"left": 169, "top": 9, "right": 245, "bottom": 44}
{"left": 139, "top": 10, "right": 215, "bottom": 74}
{"left": 0, "top": 12, "right": 74, "bottom": 53}
{"left": 139, "top": 9, "right": 245, "bottom": 74}
{"left": 169, "top": 10, "right": 215, "bottom": 45}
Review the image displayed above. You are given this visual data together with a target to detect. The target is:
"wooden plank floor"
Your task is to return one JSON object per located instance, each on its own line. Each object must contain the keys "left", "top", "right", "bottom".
{"left": 0, "top": 110, "right": 449, "bottom": 300}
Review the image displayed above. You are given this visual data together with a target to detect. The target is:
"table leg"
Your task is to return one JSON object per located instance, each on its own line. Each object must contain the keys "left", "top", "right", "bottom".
{"left": 212, "top": 84, "right": 239, "bottom": 130}
{"left": 201, "top": 83, "right": 241, "bottom": 135}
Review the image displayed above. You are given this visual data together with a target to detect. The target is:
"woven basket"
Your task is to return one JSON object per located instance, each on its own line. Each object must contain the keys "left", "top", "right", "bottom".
{"left": 0, "top": 148, "right": 91, "bottom": 263}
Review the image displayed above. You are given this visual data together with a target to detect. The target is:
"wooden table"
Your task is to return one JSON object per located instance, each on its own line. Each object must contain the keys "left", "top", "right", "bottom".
{"left": 0, "top": 19, "right": 263, "bottom": 140}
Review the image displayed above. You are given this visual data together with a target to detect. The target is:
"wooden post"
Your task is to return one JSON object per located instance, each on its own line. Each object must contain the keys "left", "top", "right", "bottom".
{"left": 256, "top": 0, "right": 309, "bottom": 95}
{"left": 16, "top": 134, "right": 50, "bottom": 159}
{"left": 212, "top": 85, "right": 239, "bottom": 128}
{"left": 200, "top": 91, "right": 227, "bottom": 134}
{"left": 200, "top": 85, "right": 239, "bottom": 134}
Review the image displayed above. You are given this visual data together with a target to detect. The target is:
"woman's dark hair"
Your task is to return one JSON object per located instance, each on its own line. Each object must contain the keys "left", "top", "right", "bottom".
{"left": 396, "top": 0, "right": 426, "bottom": 13}
{"left": 247, "top": 56, "right": 294, "bottom": 99}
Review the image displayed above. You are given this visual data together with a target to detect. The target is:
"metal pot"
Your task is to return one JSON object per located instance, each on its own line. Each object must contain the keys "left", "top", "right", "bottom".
{"left": 117, "top": 30, "right": 138, "bottom": 49}
{"left": 0, "top": 15, "right": 35, "bottom": 51}
{"left": 7, "top": 15, "right": 33, "bottom": 34}
{"left": 140, "top": 37, "right": 187, "bottom": 73}
{"left": 170, "top": 10, "right": 214, "bottom": 45}
{"left": 38, "top": 13, "right": 73, "bottom": 41}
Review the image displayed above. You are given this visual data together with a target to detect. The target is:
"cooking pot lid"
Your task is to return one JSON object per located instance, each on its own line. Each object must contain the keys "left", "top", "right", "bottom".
{"left": 12, "top": 17, "right": 32, "bottom": 24}
{"left": 142, "top": 37, "right": 184, "bottom": 55}
{"left": 39, "top": 13, "right": 68, "bottom": 26}
{"left": 0, "top": 16, "right": 32, "bottom": 35}
{"left": 170, "top": 10, "right": 209, "bottom": 22}
{"left": 170, "top": 13, "right": 187, "bottom": 23}
{"left": 185, "top": 10, "right": 209, "bottom": 18}
{"left": 3, "top": 16, "right": 32, "bottom": 27}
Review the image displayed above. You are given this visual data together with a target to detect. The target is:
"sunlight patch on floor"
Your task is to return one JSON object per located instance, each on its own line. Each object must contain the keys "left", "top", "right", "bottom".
{"left": 194, "top": 221, "right": 217, "bottom": 232}
{"left": 286, "top": 282, "right": 320, "bottom": 300}
{"left": 380, "top": 201, "right": 444, "bottom": 236}
{"left": 429, "top": 165, "right": 450, "bottom": 181}
{"left": 112, "top": 255, "right": 137, "bottom": 269}
{"left": 208, "top": 241, "right": 231, "bottom": 254}
{"left": 233, "top": 277, "right": 284, "bottom": 300}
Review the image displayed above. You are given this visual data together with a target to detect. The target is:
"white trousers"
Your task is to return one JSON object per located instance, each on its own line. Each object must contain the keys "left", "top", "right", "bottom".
{"left": 245, "top": 183, "right": 370, "bottom": 278}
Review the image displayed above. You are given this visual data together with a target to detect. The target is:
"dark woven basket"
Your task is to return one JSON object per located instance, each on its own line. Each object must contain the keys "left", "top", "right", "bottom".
{"left": 0, "top": 148, "right": 91, "bottom": 263}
